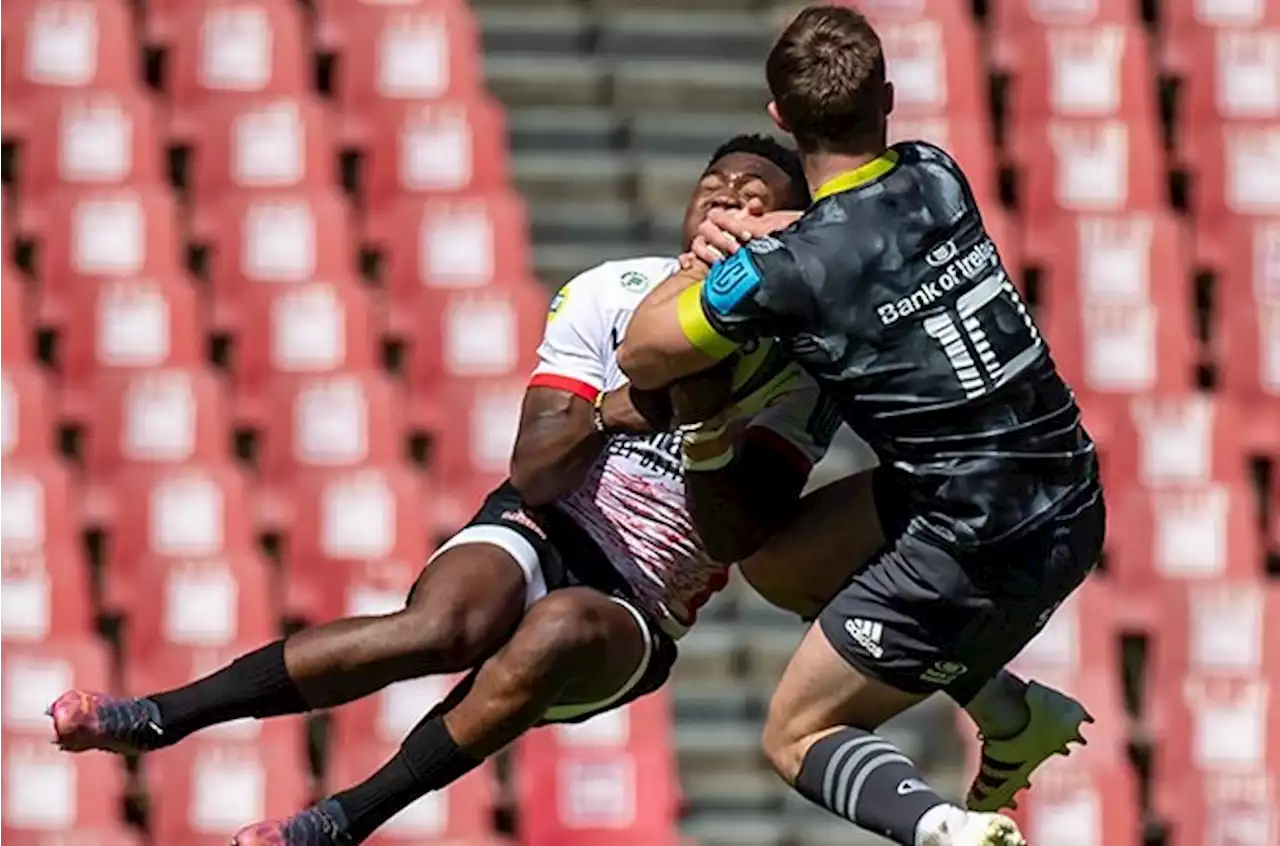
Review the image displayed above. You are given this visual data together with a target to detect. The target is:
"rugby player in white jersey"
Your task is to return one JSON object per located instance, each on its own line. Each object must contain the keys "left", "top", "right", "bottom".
{"left": 48, "top": 135, "right": 880, "bottom": 846}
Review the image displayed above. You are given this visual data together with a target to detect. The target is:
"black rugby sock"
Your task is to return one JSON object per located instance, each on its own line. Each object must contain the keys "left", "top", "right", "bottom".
{"left": 794, "top": 727, "right": 948, "bottom": 845}
{"left": 148, "top": 640, "right": 309, "bottom": 743}
{"left": 332, "top": 715, "right": 482, "bottom": 841}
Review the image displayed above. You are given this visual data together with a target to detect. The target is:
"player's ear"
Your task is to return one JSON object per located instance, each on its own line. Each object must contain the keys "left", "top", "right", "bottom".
{"left": 882, "top": 82, "right": 895, "bottom": 118}
{"left": 767, "top": 101, "right": 789, "bottom": 132}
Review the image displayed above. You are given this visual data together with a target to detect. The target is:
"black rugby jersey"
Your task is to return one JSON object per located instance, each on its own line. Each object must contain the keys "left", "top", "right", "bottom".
{"left": 685, "top": 140, "right": 1098, "bottom": 549}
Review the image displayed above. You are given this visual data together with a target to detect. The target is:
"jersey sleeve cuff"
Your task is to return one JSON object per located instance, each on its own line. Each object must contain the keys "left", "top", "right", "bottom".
{"left": 678, "top": 284, "right": 740, "bottom": 360}
{"left": 528, "top": 373, "right": 601, "bottom": 403}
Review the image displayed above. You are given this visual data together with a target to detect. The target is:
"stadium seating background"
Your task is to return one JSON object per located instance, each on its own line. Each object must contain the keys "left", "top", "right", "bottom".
{"left": 1, "top": 0, "right": 1277, "bottom": 844}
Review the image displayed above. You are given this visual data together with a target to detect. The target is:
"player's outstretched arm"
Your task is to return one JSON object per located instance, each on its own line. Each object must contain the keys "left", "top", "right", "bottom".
{"left": 617, "top": 263, "right": 740, "bottom": 390}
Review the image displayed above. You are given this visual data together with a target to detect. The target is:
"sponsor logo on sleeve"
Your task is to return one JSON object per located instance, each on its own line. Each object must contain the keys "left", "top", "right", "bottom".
{"left": 547, "top": 286, "right": 568, "bottom": 322}
{"left": 619, "top": 271, "right": 648, "bottom": 292}
{"left": 704, "top": 249, "right": 763, "bottom": 315}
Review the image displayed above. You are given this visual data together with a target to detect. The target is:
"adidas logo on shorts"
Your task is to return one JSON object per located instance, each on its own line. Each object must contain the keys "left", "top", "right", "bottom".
{"left": 844, "top": 618, "right": 884, "bottom": 658}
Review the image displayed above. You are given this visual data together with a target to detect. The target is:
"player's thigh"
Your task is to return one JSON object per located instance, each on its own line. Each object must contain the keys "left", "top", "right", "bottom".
{"left": 405, "top": 483, "right": 567, "bottom": 648}
{"left": 763, "top": 623, "right": 925, "bottom": 781}
{"left": 739, "top": 471, "right": 883, "bottom": 619}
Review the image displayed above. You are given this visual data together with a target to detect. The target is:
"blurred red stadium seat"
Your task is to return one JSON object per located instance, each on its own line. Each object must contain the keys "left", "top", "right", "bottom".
{"left": 1009, "top": 24, "right": 1157, "bottom": 122}
{"left": 110, "top": 553, "right": 277, "bottom": 664}
{"left": 24, "top": 186, "right": 183, "bottom": 328}
{"left": 1016, "top": 118, "right": 1166, "bottom": 229}
{"left": 1161, "top": 770, "right": 1278, "bottom": 846}
{"left": 1186, "top": 121, "right": 1280, "bottom": 265}
{"left": 2, "top": 365, "right": 56, "bottom": 460}
{"left": 1, "top": 551, "right": 94, "bottom": 643}
{"left": 59, "top": 276, "right": 204, "bottom": 418}
{"left": 2, "top": 640, "right": 110, "bottom": 735}
{"left": 1, "top": 829, "right": 144, "bottom": 846}
{"left": 187, "top": 96, "right": 338, "bottom": 206}
{"left": 1, "top": 457, "right": 79, "bottom": 561}
{"left": 12, "top": 88, "right": 162, "bottom": 199}
{"left": 280, "top": 466, "right": 430, "bottom": 622}
{"left": 80, "top": 368, "right": 231, "bottom": 476}
{"left": 98, "top": 463, "right": 255, "bottom": 601}
{"left": 260, "top": 372, "right": 406, "bottom": 478}
{"left": 2, "top": 268, "right": 33, "bottom": 365}
{"left": 326, "top": 1, "right": 481, "bottom": 144}
{"left": 361, "top": 97, "right": 510, "bottom": 214}
{"left": 146, "top": 720, "right": 310, "bottom": 846}
{"left": 516, "top": 694, "right": 681, "bottom": 846}
{"left": 1008, "top": 754, "right": 1143, "bottom": 846}
{"left": 199, "top": 189, "right": 356, "bottom": 329}
{"left": 877, "top": 18, "right": 984, "bottom": 119}
{"left": 373, "top": 191, "right": 532, "bottom": 333}
{"left": 3, "top": 0, "right": 140, "bottom": 128}
{"left": 1109, "top": 483, "right": 1265, "bottom": 622}
{"left": 165, "top": 0, "right": 310, "bottom": 140}
{"left": 232, "top": 279, "right": 379, "bottom": 422}
{"left": 431, "top": 377, "right": 524, "bottom": 493}
{"left": 405, "top": 283, "right": 545, "bottom": 404}
{"left": 1089, "top": 394, "right": 1254, "bottom": 490}
{"left": 1, "top": 737, "right": 127, "bottom": 833}
{"left": 1042, "top": 300, "right": 1197, "bottom": 397}
{"left": 1163, "top": 0, "right": 1280, "bottom": 74}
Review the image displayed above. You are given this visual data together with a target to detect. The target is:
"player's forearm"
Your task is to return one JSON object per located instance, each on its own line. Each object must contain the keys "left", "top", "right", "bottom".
{"left": 686, "top": 465, "right": 773, "bottom": 564}
{"left": 685, "top": 433, "right": 808, "bottom": 564}
{"left": 509, "top": 388, "right": 662, "bottom": 506}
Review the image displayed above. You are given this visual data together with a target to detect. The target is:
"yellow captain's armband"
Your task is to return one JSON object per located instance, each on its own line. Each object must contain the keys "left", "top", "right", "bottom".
{"left": 676, "top": 283, "right": 740, "bottom": 360}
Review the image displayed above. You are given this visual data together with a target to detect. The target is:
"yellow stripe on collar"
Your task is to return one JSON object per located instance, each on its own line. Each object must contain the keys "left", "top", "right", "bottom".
{"left": 811, "top": 150, "right": 900, "bottom": 202}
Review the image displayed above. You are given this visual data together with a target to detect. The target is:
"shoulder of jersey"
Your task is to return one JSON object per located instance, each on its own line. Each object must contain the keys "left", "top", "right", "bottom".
{"left": 549, "top": 256, "right": 678, "bottom": 321}
{"left": 577, "top": 256, "right": 678, "bottom": 300}
{"left": 896, "top": 138, "right": 954, "bottom": 167}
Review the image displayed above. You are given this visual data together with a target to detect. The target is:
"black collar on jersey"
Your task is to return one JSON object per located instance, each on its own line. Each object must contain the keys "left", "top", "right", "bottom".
{"left": 811, "top": 150, "right": 900, "bottom": 202}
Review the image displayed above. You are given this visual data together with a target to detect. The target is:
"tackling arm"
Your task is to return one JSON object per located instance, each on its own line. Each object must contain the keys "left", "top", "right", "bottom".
{"left": 684, "top": 432, "right": 811, "bottom": 564}
{"left": 619, "top": 234, "right": 820, "bottom": 390}
{"left": 616, "top": 263, "right": 736, "bottom": 390}
{"left": 677, "top": 379, "right": 838, "bottom": 564}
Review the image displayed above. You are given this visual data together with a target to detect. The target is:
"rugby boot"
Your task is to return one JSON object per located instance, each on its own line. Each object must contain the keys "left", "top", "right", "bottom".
{"left": 917, "top": 808, "right": 1027, "bottom": 846}
{"left": 49, "top": 691, "right": 166, "bottom": 755}
{"left": 230, "top": 801, "right": 356, "bottom": 846}
{"left": 967, "top": 680, "right": 1093, "bottom": 811}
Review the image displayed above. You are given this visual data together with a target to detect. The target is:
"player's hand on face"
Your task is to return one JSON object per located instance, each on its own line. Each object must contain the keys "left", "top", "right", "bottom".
{"left": 692, "top": 208, "right": 804, "bottom": 265}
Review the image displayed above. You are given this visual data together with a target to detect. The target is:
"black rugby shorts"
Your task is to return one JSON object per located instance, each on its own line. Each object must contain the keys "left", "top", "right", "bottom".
{"left": 818, "top": 484, "right": 1105, "bottom": 705}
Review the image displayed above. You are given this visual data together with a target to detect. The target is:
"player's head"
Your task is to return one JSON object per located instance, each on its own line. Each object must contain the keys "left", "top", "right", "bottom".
{"left": 765, "top": 5, "right": 894, "bottom": 155}
{"left": 681, "top": 133, "right": 810, "bottom": 249}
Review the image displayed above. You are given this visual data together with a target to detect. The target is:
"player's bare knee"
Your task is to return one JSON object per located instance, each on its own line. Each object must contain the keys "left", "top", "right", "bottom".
{"left": 761, "top": 713, "right": 813, "bottom": 784}
{"left": 522, "top": 591, "right": 613, "bottom": 666}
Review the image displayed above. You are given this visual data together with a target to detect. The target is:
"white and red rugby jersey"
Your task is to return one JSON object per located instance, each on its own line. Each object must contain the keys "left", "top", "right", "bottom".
{"left": 528, "top": 256, "right": 835, "bottom": 637}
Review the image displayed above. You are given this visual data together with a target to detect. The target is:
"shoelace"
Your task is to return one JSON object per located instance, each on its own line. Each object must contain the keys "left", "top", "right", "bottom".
{"left": 282, "top": 807, "right": 356, "bottom": 846}
{"left": 95, "top": 699, "right": 166, "bottom": 751}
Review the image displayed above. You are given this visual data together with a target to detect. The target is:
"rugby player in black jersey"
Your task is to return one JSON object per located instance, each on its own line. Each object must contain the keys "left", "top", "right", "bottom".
{"left": 620, "top": 6, "right": 1103, "bottom": 846}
